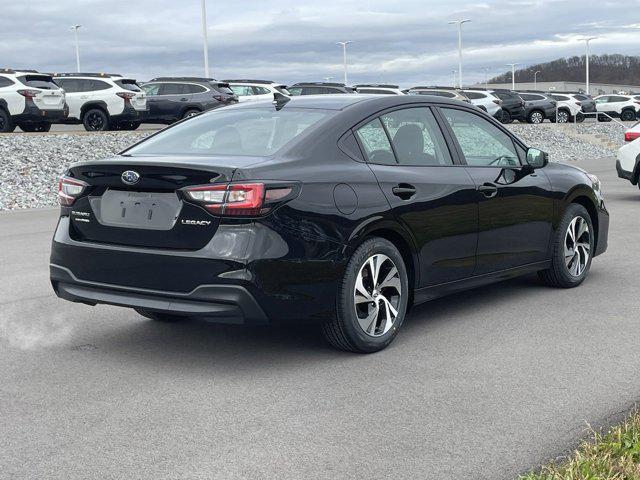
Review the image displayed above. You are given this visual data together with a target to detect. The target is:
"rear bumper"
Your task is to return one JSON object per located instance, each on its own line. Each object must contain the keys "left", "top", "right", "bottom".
{"left": 14, "top": 101, "right": 68, "bottom": 124}
{"left": 112, "top": 104, "right": 149, "bottom": 123}
{"left": 51, "top": 263, "right": 268, "bottom": 324}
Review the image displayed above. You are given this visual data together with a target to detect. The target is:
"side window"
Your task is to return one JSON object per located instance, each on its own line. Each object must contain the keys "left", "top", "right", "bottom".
{"left": 465, "top": 91, "right": 484, "bottom": 100}
{"left": 252, "top": 86, "right": 271, "bottom": 95}
{"left": 142, "top": 84, "right": 160, "bottom": 96}
{"left": 230, "top": 85, "right": 252, "bottom": 96}
{"left": 185, "top": 84, "right": 207, "bottom": 94}
{"left": 519, "top": 94, "right": 535, "bottom": 101}
{"left": 610, "top": 96, "right": 628, "bottom": 103}
{"left": 595, "top": 96, "right": 609, "bottom": 104}
{"left": 159, "top": 83, "right": 186, "bottom": 95}
{"left": 441, "top": 108, "right": 520, "bottom": 167}
{"left": 354, "top": 118, "right": 396, "bottom": 165}
{"left": 288, "top": 87, "right": 302, "bottom": 96}
{"left": 87, "top": 80, "right": 111, "bottom": 91}
{"left": 380, "top": 108, "right": 452, "bottom": 166}
{"left": 0, "top": 76, "right": 15, "bottom": 88}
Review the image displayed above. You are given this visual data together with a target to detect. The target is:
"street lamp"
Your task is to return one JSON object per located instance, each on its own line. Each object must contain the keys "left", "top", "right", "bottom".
{"left": 336, "top": 41, "right": 353, "bottom": 85}
{"left": 534, "top": 70, "right": 541, "bottom": 89}
{"left": 451, "top": 69, "right": 457, "bottom": 88}
{"left": 200, "top": 0, "right": 210, "bottom": 77}
{"left": 506, "top": 63, "right": 519, "bottom": 90}
{"left": 71, "top": 25, "right": 81, "bottom": 72}
{"left": 582, "top": 37, "right": 598, "bottom": 95}
{"left": 448, "top": 19, "right": 471, "bottom": 88}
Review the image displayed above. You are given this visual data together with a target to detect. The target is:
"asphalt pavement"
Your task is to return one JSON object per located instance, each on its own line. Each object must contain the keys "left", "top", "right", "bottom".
{"left": 1, "top": 155, "right": 639, "bottom": 479}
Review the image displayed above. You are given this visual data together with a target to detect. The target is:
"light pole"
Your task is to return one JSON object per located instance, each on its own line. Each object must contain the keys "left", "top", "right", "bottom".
{"left": 534, "top": 70, "right": 541, "bottom": 89}
{"left": 583, "top": 37, "right": 597, "bottom": 95}
{"left": 71, "top": 25, "right": 81, "bottom": 72}
{"left": 483, "top": 67, "right": 490, "bottom": 89}
{"left": 451, "top": 69, "right": 457, "bottom": 88}
{"left": 449, "top": 19, "right": 471, "bottom": 89}
{"left": 506, "top": 63, "right": 519, "bottom": 90}
{"left": 336, "top": 41, "right": 352, "bottom": 85}
{"left": 201, "top": 0, "right": 210, "bottom": 77}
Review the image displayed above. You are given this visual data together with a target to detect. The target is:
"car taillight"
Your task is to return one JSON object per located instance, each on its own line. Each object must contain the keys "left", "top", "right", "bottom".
{"left": 116, "top": 92, "right": 136, "bottom": 104}
{"left": 183, "top": 183, "right": 297, "bottom": 216}
{"left": 625, "top": 131, "right": 640, "bottom": 142}
{"left": 58, "top": 176, "right": 88, "bottom": 206}
{"left": 17, "top": 89, "right": 40, "bottom": 99}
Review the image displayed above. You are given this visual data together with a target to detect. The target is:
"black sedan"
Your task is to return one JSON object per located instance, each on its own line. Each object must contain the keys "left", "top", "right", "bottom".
{"left": 50, "top": 94, "right": 609, "bottom": 353}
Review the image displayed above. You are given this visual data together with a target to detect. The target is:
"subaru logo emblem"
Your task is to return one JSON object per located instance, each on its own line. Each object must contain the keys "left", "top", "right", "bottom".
{"left": 121, "top": 170, "right": 140, "bottom": 185}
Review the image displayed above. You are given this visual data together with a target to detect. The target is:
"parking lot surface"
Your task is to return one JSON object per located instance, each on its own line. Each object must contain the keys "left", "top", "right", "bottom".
{"left": 1, "top": 155, "right": 638, "bottom": 479}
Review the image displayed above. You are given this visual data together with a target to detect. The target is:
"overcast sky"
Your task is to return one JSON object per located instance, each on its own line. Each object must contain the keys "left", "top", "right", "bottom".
{"left": 2, "top": 0, "right": 640, "bottom": 86}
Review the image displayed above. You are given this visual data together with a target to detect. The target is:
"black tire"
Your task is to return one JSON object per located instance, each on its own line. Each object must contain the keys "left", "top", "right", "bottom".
{"left": 322, "top": 237, "right": 409, "bottom": 353}
{"left": 527, "top": 110, "right": 545, "bottom": 124}
{"left": 83, "top": 108, "right": 110, "bottom": 131}
{"left": 0, "top": 109, "right": 15, "bottom": 133}
{"left": 621, "top": 109, "right": 636, "bottom": 122}
{"left": 19, "top": 123, "right": 51, "bottom": 132}
{"left": 118, "top": 121, "right": 140, "bottom": 131}
{"left": 135, "top": 309, "right": 184, "bottom": 322}
{"left": 500, "top": 110, "right": 512, "bottom": 124}
{"left": 555, "top": 109, "right": 570, "bottom": 123}
{"left": 538, "top": 204, "right": 594, "bottom": 288}
{"left": 576, "top": 112, "right": 585, "bottom": 123}
{"left": 182, "top": 109, "right": 201, "bottom": 119}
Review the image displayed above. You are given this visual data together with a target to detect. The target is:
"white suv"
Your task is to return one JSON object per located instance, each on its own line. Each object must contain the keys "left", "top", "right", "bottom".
{"left": 52, "top": 73, "right": 148, "bottom": 131}
{"left": 594, "top": 94, "right": 640, "bottom": 122}
{"left": 548, "top": 93, "right": 584, "bottom": 123}
{"left": 0, "top": 69, "right": 67, "bottom": 132}
{"left": 223, "top": 79, "right": 290, "bottom": 102}
{"left": 353, "top": 84, "right": 405, "bottom": 95}
{"left": 463, "top": 89, "right": 503, "bottom": 120}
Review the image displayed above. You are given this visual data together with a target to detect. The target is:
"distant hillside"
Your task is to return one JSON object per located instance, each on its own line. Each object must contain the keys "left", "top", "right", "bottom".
{"left": 488, "top": 54, "right": 640, "bottom": 85}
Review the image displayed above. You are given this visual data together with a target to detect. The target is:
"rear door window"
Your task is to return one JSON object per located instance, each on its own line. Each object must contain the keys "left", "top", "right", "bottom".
{"left": 230, "top": 85, "right": 253, "bottom": 96}
{"left": 252, "top": 86, "right": 271, "bottom": 95}
{"left": 142, "top": 83, "right": 161, "bottom": 96}
{"left": 380, "top": 108, "right": 452, "bottom": 166}
{"left": 441, "top": 108, "right": 520, "bottom": 167}
{"left": 354, "top": 118, "right": 396, "bottom": 165}
{"left": 55, "top": 78, "right": 82, "bottom": 93}
{"left": 0, "top": 76, "right": 14, "bottom": 88}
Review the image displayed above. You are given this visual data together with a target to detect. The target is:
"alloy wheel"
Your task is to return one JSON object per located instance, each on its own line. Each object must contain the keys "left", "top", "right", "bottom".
{"left": 565, "top": 216, "right": 590, "bottom": 277}
{"left": 557, "top": 111, "right": 569, "bottom": 123}
{"left": 353, "top": 254, "right": 402, "bottom": 337}
{"left": 531, "top": 112, "right": 544, "bottom": 124}
{"left": 87, "top": 112, "right": 104, "bottom": 130}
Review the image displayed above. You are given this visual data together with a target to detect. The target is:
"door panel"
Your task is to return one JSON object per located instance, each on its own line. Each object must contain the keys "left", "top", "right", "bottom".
{"left": 439, "top": 106, "right": 554, "bottom": 274}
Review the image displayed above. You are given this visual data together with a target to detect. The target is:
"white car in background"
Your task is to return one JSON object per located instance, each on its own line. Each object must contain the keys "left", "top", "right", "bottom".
{"left": 224, "top": 79, "right": 290, "bottom": 102}
{"left": 52, "top": 73, "right": 148, "bottom": 131}
{"left": 353, "top": 84, "right": 405, "bottom": 95}
{"left": 463, "top": 89, "right": 503, "bottom": 121}
{"left": 617, "top": 133, "right": 640, "bottom": 186}
{"left": 548, "top": 93, "right": 585, "bottom": 123}
{"left": 0, "top": 69, "right": 67, "bottom": 132}
{"left": 594, "top": 94, "right": 640, "bottom": 122}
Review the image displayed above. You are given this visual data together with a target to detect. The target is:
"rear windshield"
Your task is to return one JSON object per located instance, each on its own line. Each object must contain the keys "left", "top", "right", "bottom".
{"left": 115, "top": 79, "right": 142, "bottom": 92}
{"left": 125, "top": 108, "right": 332, "bottom": 157}
{"left": 18, "top": 75, "right": 58, "bottom": 90}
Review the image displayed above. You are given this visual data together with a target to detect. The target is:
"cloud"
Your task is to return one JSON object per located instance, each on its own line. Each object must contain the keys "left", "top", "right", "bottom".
{"left": 1, "top": 0, "right": 639, "bottom": 86}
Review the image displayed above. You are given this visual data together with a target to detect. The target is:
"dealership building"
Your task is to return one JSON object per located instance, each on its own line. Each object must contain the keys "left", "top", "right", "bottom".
{"left": 478, "top": 81, "right": 640, "bottom": 94}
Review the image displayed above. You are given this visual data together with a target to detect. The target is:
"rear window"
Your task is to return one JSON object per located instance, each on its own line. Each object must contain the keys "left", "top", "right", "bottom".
{"left": 213, "top": 84, "right": 234, "bottom": 95}
{"left": 125, "top": 108, "right": 332, "bottom": 157}
{"left": 115, "top": 79, "right": 142, "bottom": 92}
{"left": 18, "top": 75, "right": 58, "bottom": 90}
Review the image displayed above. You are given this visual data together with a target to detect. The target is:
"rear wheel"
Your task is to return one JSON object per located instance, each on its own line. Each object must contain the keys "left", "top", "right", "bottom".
{"left": 83, "top": 108, "right": 110, "bottom": 131}
{"left": 576, "top": 112, "right": 585, "bottom": 123}
{"left": 528, "top": 110, "right": 545, "bottom": 124}
{"left": 500, "top": 110, "right": 512, "bottom": 124}
{"left": 621, "top": 109, "right": 636, "bottom": 122}
{"left": 136, "top": 309, "right": 184, "bottom": 322}
{"left": 0, "top": 109, "right": 15, "bottom": 133}
{"left": 182, "top": 109, "right": 201, "bottom": 119}
{"left": 538, "top": 204, "right": 594, "bottom": 288}
{"left": 322, "top": 237, "right": 409, "bottom": 353}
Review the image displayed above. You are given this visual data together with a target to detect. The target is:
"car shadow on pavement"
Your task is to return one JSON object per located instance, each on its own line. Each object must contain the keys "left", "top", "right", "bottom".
{"left": 84, "top": 273, "right": 547, "bottom": 370}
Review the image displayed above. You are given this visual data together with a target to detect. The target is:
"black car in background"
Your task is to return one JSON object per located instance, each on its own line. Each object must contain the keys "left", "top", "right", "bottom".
{"left": 489, "top": 89, "right": 526, "bottom": 123}
{"left": 569, "top": 92, "right": 597, "bottom": 113}
{"left": 288, "top": 82, "right": 356, "bottom": 95}
{"left": 51, "top": 95, "right": 608, "bottom": 353}
{"left": 517, "top": 91, "right": 558, "bottom": 123}
{"left": 141, "top": 77, "right": 237, "bottom": 124}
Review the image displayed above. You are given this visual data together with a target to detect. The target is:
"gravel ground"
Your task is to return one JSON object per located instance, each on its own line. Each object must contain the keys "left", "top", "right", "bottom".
{"left": 0, "top": 123, "right": 625, "bottom": 211}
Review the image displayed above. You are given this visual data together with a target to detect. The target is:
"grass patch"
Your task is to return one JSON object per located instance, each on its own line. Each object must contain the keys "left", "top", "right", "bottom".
{"left": 521, "top": 410, "right": 640, "bottom": 480}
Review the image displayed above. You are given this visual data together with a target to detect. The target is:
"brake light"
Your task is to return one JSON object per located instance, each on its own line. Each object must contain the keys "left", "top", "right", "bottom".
{"left": 17, "top": 89, "right": 39, "bottom": 99}
{"left": 58, "top": 176, "right": 88, "bottom": 206}
{"left": 625, "top": 131, "right": 640, "bottom": 142}
{"left": 116, "top": 92, "right": 136, "bottom": 104}
{"left": 183, "top": 183, "right": 296, "bottom": 216}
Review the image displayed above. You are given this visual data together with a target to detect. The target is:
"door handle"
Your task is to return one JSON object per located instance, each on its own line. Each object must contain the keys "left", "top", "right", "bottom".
{"left": 477, "top": 183, "right": 498, "bottom": 198}
{"left": 392, "top": 184, "right": 416, "bottom": 199}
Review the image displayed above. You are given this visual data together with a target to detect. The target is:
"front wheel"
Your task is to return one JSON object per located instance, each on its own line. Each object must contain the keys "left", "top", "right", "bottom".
{"left": 538, "top": 204, "right": 594, "bottom": 288}
{"left": 322, "top": 238, "right": 409, "bottom": 353}
{"left": 555, "top": 110, "right": 570, "bottom": 123}
{"left": 621, "top": 109, "right": 636, "bottom": 122}
{"left": 0, "top": 109, "right": 15, "bottom": 133}
{"left": 500, "top": 110, "right": 512, "bottom": 124}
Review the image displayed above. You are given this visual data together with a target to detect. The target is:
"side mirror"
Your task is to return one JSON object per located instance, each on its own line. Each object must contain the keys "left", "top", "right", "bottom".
{"left": 526, "top": 148, "right": 549, "bottom": 169}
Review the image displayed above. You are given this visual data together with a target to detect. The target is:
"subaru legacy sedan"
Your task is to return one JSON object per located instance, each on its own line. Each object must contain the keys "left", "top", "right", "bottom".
{"left": 50, "top": 94, "right": 609, "bottom": 353}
